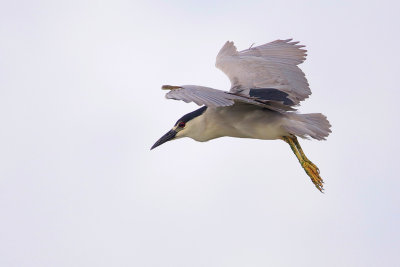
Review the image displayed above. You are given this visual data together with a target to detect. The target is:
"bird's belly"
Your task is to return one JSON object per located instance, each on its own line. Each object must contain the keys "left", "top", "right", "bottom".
{"left": 230, "top": 121, "right": 286, "bottom": 140}
{"left": 207, "top": 108, "right": 287, "bottom": 141}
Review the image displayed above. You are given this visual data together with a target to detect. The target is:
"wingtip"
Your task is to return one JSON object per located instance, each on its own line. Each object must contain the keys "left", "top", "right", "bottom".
{"left": 161, "top": 85, "right": 182, "bottom": 90}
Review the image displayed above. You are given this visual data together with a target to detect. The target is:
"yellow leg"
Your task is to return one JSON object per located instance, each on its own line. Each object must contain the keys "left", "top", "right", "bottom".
{"left": 292, "top": 136, "right": 320, "bottom": 174}
{"left": 282, "top": 136, "right": 324, "bottom": 192}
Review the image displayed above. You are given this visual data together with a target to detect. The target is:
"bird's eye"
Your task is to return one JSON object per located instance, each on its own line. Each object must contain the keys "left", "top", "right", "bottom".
{"left": 178, "top": 122, "right": 186, "bottom": 128}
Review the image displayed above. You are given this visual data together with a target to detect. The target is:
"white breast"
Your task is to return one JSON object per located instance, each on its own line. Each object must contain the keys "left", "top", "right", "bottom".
{"left": 184, "top": 105, "right": 288, "bottom": 142}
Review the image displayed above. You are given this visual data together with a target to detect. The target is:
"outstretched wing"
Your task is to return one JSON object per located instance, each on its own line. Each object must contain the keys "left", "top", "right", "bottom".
{"left": 162, "top": 85, "right": 294, "bottom": 112}
{"left": 215, "top": 39, "right": 310, "bottom": 106}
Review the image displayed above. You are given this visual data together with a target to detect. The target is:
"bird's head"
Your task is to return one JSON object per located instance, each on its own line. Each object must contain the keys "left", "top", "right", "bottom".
{"left": 151, "top": 106, "right": 208, "bottom": 150}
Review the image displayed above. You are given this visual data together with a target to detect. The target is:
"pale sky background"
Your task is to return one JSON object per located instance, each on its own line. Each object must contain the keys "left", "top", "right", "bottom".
{"left": 1, "top": 0, "right": 400, "bottom": 266}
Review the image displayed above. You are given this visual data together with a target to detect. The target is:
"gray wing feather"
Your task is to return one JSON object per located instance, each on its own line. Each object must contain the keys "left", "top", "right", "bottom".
{"left": 164, "top": 85, "right": 294, "bottom": 112}
{"left": 215, "top": 39, "right": 310, "bottom": 105}
{"left": 166, "top": 86, "right": 234, "bottom": 107}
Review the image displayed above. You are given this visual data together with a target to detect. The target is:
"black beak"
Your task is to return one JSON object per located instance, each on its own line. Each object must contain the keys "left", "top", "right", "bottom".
{"left": 151, "top": 129, "right": 177, "bottom": 150}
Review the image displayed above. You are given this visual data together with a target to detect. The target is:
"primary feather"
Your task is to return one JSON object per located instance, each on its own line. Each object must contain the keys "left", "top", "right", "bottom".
{"left": 215, "top": 39, "right": 310, "bottom": 105}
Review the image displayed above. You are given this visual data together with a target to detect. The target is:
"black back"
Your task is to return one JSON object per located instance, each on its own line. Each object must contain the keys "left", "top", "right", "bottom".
{"left": 249, "top": 88, "right": 294, "bottom": 105}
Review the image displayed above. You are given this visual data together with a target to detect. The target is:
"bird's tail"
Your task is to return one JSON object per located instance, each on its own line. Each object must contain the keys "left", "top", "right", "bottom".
{"left": 283, "top": 113, "right": 332, "bottom": 140}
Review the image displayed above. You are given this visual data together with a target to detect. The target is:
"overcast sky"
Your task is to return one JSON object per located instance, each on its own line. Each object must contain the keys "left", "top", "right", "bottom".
{"left": 1, "top": 0, "right": 400, "bottom": 266}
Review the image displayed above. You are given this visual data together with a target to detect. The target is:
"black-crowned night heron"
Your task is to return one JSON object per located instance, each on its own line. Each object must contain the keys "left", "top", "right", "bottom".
{"left": 151, "top": 39, "right": 331, "bottom": 192}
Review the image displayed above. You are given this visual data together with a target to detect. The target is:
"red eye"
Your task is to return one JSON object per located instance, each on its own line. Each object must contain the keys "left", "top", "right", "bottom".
{"left": 178, "top": 122, "right": 186, "bottom": 128}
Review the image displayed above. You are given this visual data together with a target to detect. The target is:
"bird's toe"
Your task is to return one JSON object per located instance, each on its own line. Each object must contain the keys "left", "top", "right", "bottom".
{"left": 302, "top": 161, "right": 324, "bottom": 192}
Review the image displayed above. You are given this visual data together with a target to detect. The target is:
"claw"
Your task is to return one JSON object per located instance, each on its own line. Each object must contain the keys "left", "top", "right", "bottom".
{"left": 304, "top": 159, "right": 320, "bottom": 174}
{"left": 283, "top": 135, "right": 325, "bottom": 192}
{"left": 302, "top": 161, "right": 324, "bottom": 192}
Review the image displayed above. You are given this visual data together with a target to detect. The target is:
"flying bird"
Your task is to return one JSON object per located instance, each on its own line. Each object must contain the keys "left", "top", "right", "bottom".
{"left": 151, "top": 39, "right": 331, "bottom": 192}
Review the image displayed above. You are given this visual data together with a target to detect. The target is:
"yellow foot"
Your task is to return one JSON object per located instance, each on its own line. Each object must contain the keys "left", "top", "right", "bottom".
{"left": 301, "top": 160, "right": 324, "bottom": 192}
{"left": 304, "top": 159, "right": 320, "bottom": 174}
{"left": 283, "top": 135, "right": 325, "bottom": 192}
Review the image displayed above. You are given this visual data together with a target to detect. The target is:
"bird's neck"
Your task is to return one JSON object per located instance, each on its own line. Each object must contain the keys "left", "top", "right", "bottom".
{"left": 184, "top": 109, "right": 225, "bottom": 142}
